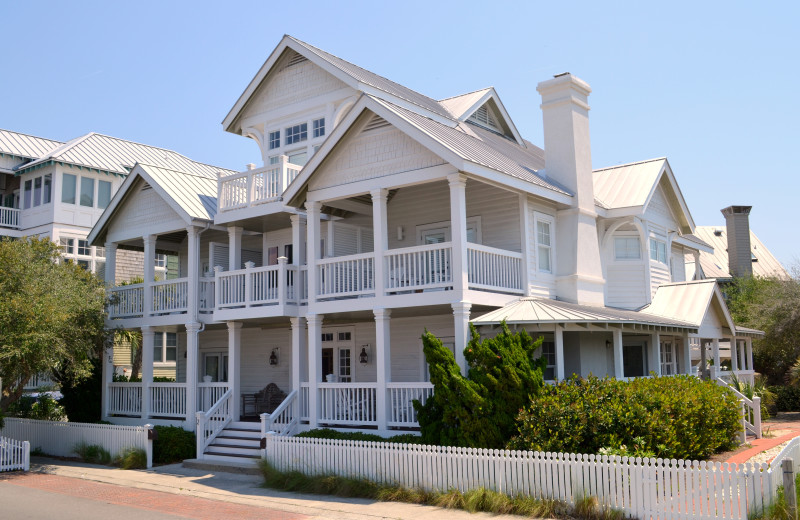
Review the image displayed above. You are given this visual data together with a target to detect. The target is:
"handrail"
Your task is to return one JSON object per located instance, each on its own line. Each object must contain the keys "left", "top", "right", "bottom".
{"left": 716, "top": 378, "right": 762, "bottom": 439}
{"left": 466, "top": 242, "right": 524, "bottom": 258}
{"left": 195, "top": 388, "right": 233, "bottom": 456}
{"left": 316, "top": 251, "right": 375, "bottom": 265}
{"left": 261, "top": 390, "right": 298, "bottom": 438}
{"left": 151, "top": 277, "right": 188, "bottom": 287}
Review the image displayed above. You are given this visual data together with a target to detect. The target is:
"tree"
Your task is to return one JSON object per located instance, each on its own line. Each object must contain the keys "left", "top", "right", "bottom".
{"left": 726, "top": 270, "right": 800, "bottom": 385}
{"left": 0, "top": 237, "right": 109, "bottom": 411}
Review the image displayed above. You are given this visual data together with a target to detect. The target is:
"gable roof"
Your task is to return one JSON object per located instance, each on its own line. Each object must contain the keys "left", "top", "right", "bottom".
{"left": 16, "top": 132, "right": 230, "bottom": 178}
{"left": 0, "top": 128, "right": 63, "bottom": 161}
{"left": 642, "top": 279, "right": 735, "bottom": 333}
{"left": 592, "top": 157, "right": 695, "bottom": 233}
{"left": 692, "top": 226, "right": 788, "bottom": 280}
{"left": 439, "top": 87, "right": 525, "bottom": 146}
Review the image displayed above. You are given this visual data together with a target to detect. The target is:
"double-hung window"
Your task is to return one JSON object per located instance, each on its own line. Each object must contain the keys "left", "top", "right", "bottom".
{"left": 533, "top": 212, "right": 554, "bottom": 273}
{"left": 650, "top": 238, "right": 667, "bottom": 263}
{"left": 154, "top": 332, "right": 178, "bottom": 364}
{"left": 285, "top": 123, "right": 307, "bottom": 145}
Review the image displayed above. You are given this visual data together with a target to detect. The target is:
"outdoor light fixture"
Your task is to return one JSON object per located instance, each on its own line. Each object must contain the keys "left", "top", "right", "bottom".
{"left": 605, "top": 340, "right": 612, "bottom": 348}
{"left": 397, "top": 226, "right": 404, "bottom": 241}
{"left": 359, "top": 345, "right": 369, "bottom": 365}
{"left": 269, "top": 348, "right": 279, "bottom": 366}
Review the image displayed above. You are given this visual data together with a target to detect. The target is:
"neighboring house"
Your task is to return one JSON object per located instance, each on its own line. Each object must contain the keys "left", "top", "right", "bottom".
{"left": 87, "top": 36, "right": 763, "bottom": 459}
{"left": 0, "top": 128, "right": 233, "bottom": 380}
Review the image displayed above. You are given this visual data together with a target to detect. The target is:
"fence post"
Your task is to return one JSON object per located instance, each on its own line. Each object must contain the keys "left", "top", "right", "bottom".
{"left": 144, "top": 424, "right": 154, "bottom": 469}
{"left": 23, "top": 440, "right": 30, "bottom": 471}
{"left": 784, "top": 458, "right": 797, "bottom": 519}
{"left": 195, "top": 412, "right": 205, "bottom": 460}
{"left": 260, "top": 412, "right": 269, "bottom": 459}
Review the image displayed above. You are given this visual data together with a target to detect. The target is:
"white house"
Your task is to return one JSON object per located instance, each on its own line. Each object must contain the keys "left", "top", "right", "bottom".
{"left": 87, "top": 36, "right": 763, "bottom": 461}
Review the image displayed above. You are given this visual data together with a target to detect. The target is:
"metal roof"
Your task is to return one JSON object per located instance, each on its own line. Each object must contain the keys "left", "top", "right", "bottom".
{"left": 592, "top": 158, "right": 666, "bottom": 209}
{"left": 17, "top": 132, "right": 235, "bottom": 178}
{"left": 0, "top": 129, "right": 63, "bottom": 160}
{"left": 137, "top": 163, "right": 218, "bottom": 221}
{"left": 642, "top": 279, "right": 735, "bottom": 332}
{"left": 439, "top": 88, "right": 493, "bottom": 119}
{"left": 692, "top": 226, "right": 788, "bottom": 279}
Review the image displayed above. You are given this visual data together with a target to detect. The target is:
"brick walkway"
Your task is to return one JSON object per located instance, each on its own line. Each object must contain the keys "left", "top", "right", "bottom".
{"left": 0, "top": 472, "right": 308, "bottom": 520}
{"left": 727, "top": 412, "right": 800, "bottom": 464}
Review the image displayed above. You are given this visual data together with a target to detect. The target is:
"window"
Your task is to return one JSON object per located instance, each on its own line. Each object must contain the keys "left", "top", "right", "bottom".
{"left": 154, "top": 332, "right": 178, "bottom": 364}
{"left": 338, "top": 332, "right": 351, "bottom": 341}
{"left": 59, "top": 237, "right": 75, "bottom": 255}
{"left": 80, "top": 177, "right": 95, "bottom": 207}
{"left": 287, "top": 149, "right": 307, "bottom": 166}
{"left": 468, "top": 105, "right": 499, "bottom": 130}
{"left": 540, "top": 341, "right": 556, "bottom": 380}
{"left": 537, "top": 221, "right": 552, "bottom": 272}
{"left": 313, "top": 118, "right": 325, "bottom": 138}
{"left": 33, "top": 177, "right": 42, "bottom": 206}
{"left": 43, "top": 174, "right": 52, "bottom": 204}
{"left": 338, "top": 348, "right": 352, "bottom": 382}
{"left": 62, "top": 173, "right": 77, "bottom": 204}
{"left": 660, "top": 340, "right": 675, "bottom": 375}
{"left": 78, "top": 239, "right": 91, "bottom": 256}
{"left": 59, "top": 235, "right": 105, "bottom": 273}
{"left": 650, "top": 238, "right": 667, "bottom": 263}
{"left": 269, "top": 131, "right": 280, "bottom": 150}
{"left": 285, "top": 123, "right": 307, "bottom": 145}
{"left": 268, "top": 155, "right": 280, "bottom": 165}
{"left": 615, "top": 237, "right": 641, "bottom": 260}
{"left": 203, "top": 353, "right": 228, "bottom": 382}
{"left": 23, "top": 180, "right": 32, "bottom": 209}
{"left": 98, "top": 180, "right": 111, "bottom": 209}
{"left": 154, "top": 254, "right": 167, "bottom": 268}
{"left": 321, "top": 333, "right": 334, "bottom": 342}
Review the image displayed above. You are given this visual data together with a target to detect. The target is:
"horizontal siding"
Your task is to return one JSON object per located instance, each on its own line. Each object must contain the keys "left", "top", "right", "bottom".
{"left": 606, "top": 265, "right": 648, "bottom": 309}
{"left": 650, "top": 262, "right": 671, "bottom": 298}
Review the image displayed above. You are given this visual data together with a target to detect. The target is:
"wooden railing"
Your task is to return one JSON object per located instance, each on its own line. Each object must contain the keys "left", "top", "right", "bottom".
{"left": 108, "top": 284, "right": 144, "bottom": 318}
{"left": 215, "top": 260, "right": 301, "bottom": 310}
{"left": 261, "top": 390, "right": 298, "bottom": 438}
{"left": 197, "top": 382, "right": 229, "bottom": 412}
{"left": 108, "top": 382, "right": 143, "bottom": 416}
{"left": 300, "top": 383, "right": 310, "bottom": 421}
{"left": 151, "top": 278, "right": 188, "bottom": 314}
{"left": 387, "top": 382, "right": 434, "bottom": 427}
{"left": 317, "top": 253, "right": 375, "bottom": 299}
{"left": 199, "top": 277, "right": 215, "bottom": 313}
{"left": 0, "top": 207, "right": 20, "bottom": 229}
{"left": 716, "top": 377, "right": 762, "bottom": 439}
{"left": 318, "top": 383, "right": 377, "bottom": 426}
{"left": 386, "top": 243, "right": 453, "bottom": 293}
{"left": 467, "top": 244, "right": 524, "bottom": 294}
{"left": 196, "top": 389, "right": 233, "bottom": 457}
{"left": 149, "top": 383, "right": 186, "bottom": 418}
{"left": 218, "top": 158, "right": 302, "bottom": 212}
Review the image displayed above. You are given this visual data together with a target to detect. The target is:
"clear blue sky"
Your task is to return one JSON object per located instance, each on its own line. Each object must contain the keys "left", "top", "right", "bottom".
{"left": 3, "top": 1, "right": 798, "bottom": 268}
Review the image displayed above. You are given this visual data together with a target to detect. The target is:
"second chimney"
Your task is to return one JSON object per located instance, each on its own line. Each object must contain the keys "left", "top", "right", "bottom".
{"left": 721, "top": 205, "right": 753, "bottom": 278}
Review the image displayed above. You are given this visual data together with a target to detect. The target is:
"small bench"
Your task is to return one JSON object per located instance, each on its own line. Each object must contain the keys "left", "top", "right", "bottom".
{"left": 242, "top": 383, "right": 287, "bottom": 418}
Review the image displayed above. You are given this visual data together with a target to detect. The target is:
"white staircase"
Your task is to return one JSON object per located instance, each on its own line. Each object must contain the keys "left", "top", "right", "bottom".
{"left": 203, "top": 421, "right": 261, "bottom": 462}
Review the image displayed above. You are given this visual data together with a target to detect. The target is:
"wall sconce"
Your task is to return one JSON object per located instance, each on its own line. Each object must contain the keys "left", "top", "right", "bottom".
{"left": 269, "top": 348, "right": 280, "bottom": 366}
{"left": 397, "top": 226, "right": 404, "bottom": 241}
{"left": 605, "top": 340, "right": 612, "bottom": 349}
{"left": 359, "top": 345, "right": 370, "bottom": 365}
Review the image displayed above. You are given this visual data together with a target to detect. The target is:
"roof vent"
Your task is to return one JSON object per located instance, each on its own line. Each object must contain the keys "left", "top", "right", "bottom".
{"left": 285, "top": 51, "right": 308, "bottom": 68}
{"left": 468, "top": 105, "right": 499, "bottom": 130}
{"left": 363, "top": 115, "right": 390, "bottom": 132}
{"left": 713, "top": 229, "right": 723, "bottom": 237}
{"left": 140, "top": 182, "right": 152, "bottom": 192}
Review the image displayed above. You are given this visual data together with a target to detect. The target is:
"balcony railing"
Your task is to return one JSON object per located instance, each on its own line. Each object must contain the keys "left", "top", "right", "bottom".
{"left": 218, "top": 157, "right": 302, "bottom": 212}
{"left": 215, "top": 261, "right": 301, "bottom": 309}
{"left": 0, "top": 207, "right": 20, "bottom": 229}
{"left": 108, "top": 277, "right": 193, "bottom": 319}
{"left": 467, "top": 244, "right": 524, "bottom": 294}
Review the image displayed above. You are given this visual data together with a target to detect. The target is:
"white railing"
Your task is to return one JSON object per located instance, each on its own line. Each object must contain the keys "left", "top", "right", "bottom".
{"left": 260, "top": 390, "right": 298, "bottom": 438}
{"left": 199, "top": 277, "right": 215, "bottom": 313}
{"left": 108, "top": 382, "right": 143, "bottom": 416}
{"left": 318, "top": 383, "right": 377, "bottom": 426}
{"left": 108, "top": 284, "right": 144, "bottom": 318}
{"left": 149, "top": 383, "right": 187, "bottom": 418}
{"left": 716, "top": 378, "right": 762, "bottom": 439}
{"left": 151, "top": 278, "right": 188, "bottom": 314}
{"left": 195, "top": 388, "right": 233, "bottom": 457}
{"left": 299, "top": 266, "right": 308, "bottom": 303}
{"left": 317, "top": 253, "right": 375, "bottom": 299}
{"left": 218, "top": 158, "right": 302, "bottom": 212}
{"left": 216, "top": 270, "right": 246, "bottom": 308}
{"left": 467, "top": 244, "right": 524, "bottom": 294}
{"left": 0, "top": 207, "right": 20, "bottom": 229}
{"left": 386, "top": 243, "right": 453, "bottom": 293}
{"left": 387, "top": 383, "right": 434, "bottom": 427}
{"left": 215, "top": 261, "right": 301, "bottom": 310}
{"left": 197, "top": 382, "right": 229, "bottom": 412}
{"left": 0, "top": 435, "right": 29, "bottom": 472}
{"left": 300, "top": 383, "right": 310, "bottom": 421}
{"left": 250, "top": 265, "right": 281, "bottom": 304}
{"left": 23, "top": 372, "right": 57, "bottom": 390}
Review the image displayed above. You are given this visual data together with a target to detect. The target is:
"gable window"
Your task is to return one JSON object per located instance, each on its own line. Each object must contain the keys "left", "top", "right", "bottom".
{"left": 62, "top": 173, "right": 77, "bottom": 204}
{"left": 269, "top": 131, "right": 280, "bottom": 150}
{"left": 285, "top": 123, "right": 307, "bottom": 145}
{"left": 533, "top": 212, "right": 554, "bottom": 274}
{"left": 153, "top": 332, "right": 177, "bottom": 364}
{"left": 468, "top": 105, "right": 499, "bottom": 130}
{"left": 650, "top": 238, "right": 667, "bottom": 263}
{"left": 615, "top": 237, "right": 641, "bottom": 260}
{"left": 313, "top": 118, "right": 325, "bottom": 138}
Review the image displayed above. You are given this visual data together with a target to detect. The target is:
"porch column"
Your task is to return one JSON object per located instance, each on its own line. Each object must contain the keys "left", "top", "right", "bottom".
{"left": 711, "top": 338, "right": 720, "bottom": 380}
{"left": 519, "top": 194, "right": 531, "bottom": 293}
{"left": 649, "top": 332, "right": 661, "bottom": 376}
{"left": 746, "top": 337, "right": 753, "bottom": 372}
{"left": 143, "top": 235, "right": 156, "bottom": 316}
{"left": 452, "top": 302, "right": 471, "bottom": 374}
{"left": 141, "top": 326, "right": 155, "bottom": 419}
{"left": 290, "top": 317, "right": 306, "bottom": 418}
{"left": 228, "top": 226, "right": 243, "bottom": 271}
{"left": 227, "top": 321, "right": 242, "bottom": 420}
{"left": 554, "top": 325, "right": 565, "bottom": 381}
{"left": 374, "top": 308, "right": 391, "bottom": 431}
{"left": 371, "top": 189, "right": 388, "bottom": 299}
{"left": 448, "top": 173, "right": 468, "bottom": 294}
{"left": 185, "top": 322, "right": 201, "bottom": 423}
{"left": 186, "top": 226, "right": 200, "bottom": 317}
{"left": 682, "top": 332, "right": 692, "bottom": 375}
{"left": 104, "top": 242, "right": 116, "bottom": 286}
{"left": 290, "top": 214, "right": 307, "bottom": 266}
{"left": 306, "top": 314, "right": 323, "bottom": 428}
{"left": 306, "top": 201, "right": 321, "bottom": 303}
{"left": 700, "top": 340, "right": 708, "bottom": 379}
{"left": 101, "top": 343, "right": 113, "bottom": 420}
{"left": 613, "top": 329, "right": 624, "bottom": 379}
{"left": 731, "top": 337, "right": 739, "bottom": 372}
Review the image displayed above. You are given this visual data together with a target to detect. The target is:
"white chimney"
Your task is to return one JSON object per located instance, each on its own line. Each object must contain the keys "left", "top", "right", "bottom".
{"left": 537, "top": 73, "right": 605, "bottom": 305}
{"left": 721, "top": 205, "right": 753, "bottom": 278}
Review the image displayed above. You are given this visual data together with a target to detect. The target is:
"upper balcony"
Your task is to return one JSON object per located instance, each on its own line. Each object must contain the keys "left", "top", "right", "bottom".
{"left": 0, "top": 207, "right": 20, "bottom": 230}
{"left": 216, "top": 156, "right": 302, "bottom": 224}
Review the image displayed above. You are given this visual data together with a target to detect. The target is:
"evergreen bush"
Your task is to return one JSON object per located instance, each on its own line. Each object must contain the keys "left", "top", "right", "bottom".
{"left": 152, "top": 425, "right": 195, "bottom": 463}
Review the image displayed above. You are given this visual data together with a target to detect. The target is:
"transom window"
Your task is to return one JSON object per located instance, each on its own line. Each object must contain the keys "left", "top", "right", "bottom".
{"left": 285, "top": 123, "right": 307, "bottom": 145}
{"left": 153, "top": 332, "right": 178, "bottom": 364}
{"left": 313, "top": 118, "right": 325, "bottom": 138}
{"left": 650, "top": 238, "right": 667, "bottom": 263}
{"left": 268, "top": 131, "right": 280, "bottom": 150}
{"left": 615, "top": 237, "right": 641, "bottom": 260}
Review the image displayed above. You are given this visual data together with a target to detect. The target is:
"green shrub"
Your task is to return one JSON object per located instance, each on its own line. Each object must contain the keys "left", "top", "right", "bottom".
{"left": 295, "top": 428, "right": 423, "bottom": 444}
{"left": 510, "top": 375, "right": 741, "bottom": 460}
{"left": 73, "top": 442, "right": 111, "bottom": 465}
{"left": 153, "top": 425, "right": 195, "bottom": 463}
{"left": 8, "top": 394, "right": 66, "bottom": 421}
{"left": 415, "top": 323, "right": 546, "bottom": 448}
{"left": 114, "top": 447, "right": 147, "bottom": 469}
{"left": 770, "top": 385, "right": 800, "bottom": 412}
{"left": 58, "top": 357, "right": 102, "bottom": 423}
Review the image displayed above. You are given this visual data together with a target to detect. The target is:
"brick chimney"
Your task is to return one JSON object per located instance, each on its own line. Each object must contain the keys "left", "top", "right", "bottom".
{"left": 721, "top": 205, "right": 753, "bottom": 278}
{"left": 537, "top": 73, "right": 604, "bottom": 305}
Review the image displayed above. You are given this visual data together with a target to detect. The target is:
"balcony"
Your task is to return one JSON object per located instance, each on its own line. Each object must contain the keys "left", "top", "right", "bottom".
{"left": 0, "top": 207, "right": 20, "bottom": 229}
{"left": 217, "top": 157, "right": 302, "bottom": 214}
{"left": 107, "top": 277, "right": 216, "bottom": 320}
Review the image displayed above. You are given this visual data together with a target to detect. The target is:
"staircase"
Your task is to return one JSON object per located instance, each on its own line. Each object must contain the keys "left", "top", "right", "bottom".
{"left": 202, "top": 421, "right": 261, "bottom": 462}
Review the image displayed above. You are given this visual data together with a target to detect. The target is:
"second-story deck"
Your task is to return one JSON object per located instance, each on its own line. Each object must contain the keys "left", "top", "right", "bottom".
{"left": 215, "top": 157, "right": 302, "bottom": 224}
{"left": 0, "top": 207, "right": 20, "bottom": 230}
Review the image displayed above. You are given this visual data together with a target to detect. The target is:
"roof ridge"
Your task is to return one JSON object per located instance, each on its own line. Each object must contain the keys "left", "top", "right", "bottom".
{"left": 438, "top": 87, "right": 493, "bottom": 102}
{"left": 32, "top": 132, "right": 96, "bottom": 163}
{"left": 593, "top": 157, "right": 667, "bottom": 172}
{"left": 0, "top": 128, "right": 65, "bottom": 145}
{"left": 136, "top": 162, "right": 223, "bottom": 180}
{"left": 85, "top": 132, "right": 206, "bottom": 162}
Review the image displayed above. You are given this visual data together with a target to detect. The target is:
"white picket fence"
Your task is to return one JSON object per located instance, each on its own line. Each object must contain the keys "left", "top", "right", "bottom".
{"left": 1, "top": 418, "right": 152, "bottom": 468}
{"left": 0, "top": 435, "right": 30, "bottom": 472}
{"left": 266, "top": 435, "right": 799, "bottom": 520}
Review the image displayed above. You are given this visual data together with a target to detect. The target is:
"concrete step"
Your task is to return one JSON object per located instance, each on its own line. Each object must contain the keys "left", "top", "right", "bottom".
{"left": 213, "top": 435, "right": 260, "bottom": 447}
{"left": 207, "top": 443, "right": 261, "bottom": 456}
{"left": 183, "top": 457, "right": 261, "bottom": 475}
{"left": 228, "top": 421, "right": 260, "bottom": 431}
{"left": 203, "top": 450, "right": 261, "bottom": 461}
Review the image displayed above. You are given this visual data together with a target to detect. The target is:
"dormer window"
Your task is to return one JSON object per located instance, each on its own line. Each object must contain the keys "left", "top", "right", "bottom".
{"left": 649, "top": 238, "right": 667, "bottom": 264}
{"left": 313, "top": 118, "right": 325, "bottom": 138}
{"left": 468, "top": 105, "right": 499, "bottom": 131}
{"left": 269, "top": 131, "right": 280, "bottom": 150}
{"left": 285, "top": 123, "right": 307, "bottom": 145}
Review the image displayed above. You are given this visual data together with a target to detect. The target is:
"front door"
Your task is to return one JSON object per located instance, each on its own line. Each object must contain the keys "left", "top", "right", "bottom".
{"left": 623, "top": 343, "right": 646, "bottom": 378}
{"left": 320, "top": 328, "right": 355, "bottom": 382}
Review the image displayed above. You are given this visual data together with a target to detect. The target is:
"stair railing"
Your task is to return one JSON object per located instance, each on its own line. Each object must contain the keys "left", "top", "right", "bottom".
{"left": 260, "top": 390, "right": 298, "bottom": 453}
{"left": 716, "top": 377, "right": 762, "bottom": 439}
{"left": 195, "top": 388, "right": 233, "bottom": 459}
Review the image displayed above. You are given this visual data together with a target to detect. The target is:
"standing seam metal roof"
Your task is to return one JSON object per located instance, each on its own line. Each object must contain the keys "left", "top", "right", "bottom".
{"left": 0, "top": 129, "right": 64, "bottom": 160}
{"left": 137, "top": 163, "right": 218, "bottom": 220}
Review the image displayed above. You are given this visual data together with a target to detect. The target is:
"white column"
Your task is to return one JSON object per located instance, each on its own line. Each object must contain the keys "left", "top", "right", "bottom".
{"left": 228, "top": 226, "right": 243, "bottom": 271}
{"left": 290, "top": 317, "right": 306, "bottom": 418}
{"left": 185, "top": 321, "right": 201, "bottom": 423}
{"left": 711, "top": 338, "right": 720, "bottom": 380}
{"left": 731, "top": 338, "right": 739, "bottom": 372}
{"left": 554, "top": 325, "right": 565, "bottom": 381}
{"left": 143, "top": 235, "right": 156, "bottom": 316}
{"left": 101, "top": 344, "right": 113, "bottom": 420}
{"left": 227, "top": 321, "right": 242, "bottom": 420}
{"left": 451, "top": 302, "right": 471, "bottom": 374}
{"left": 448, "top": 174, "right": 469, "bottom": 294}
{"left": 141, "top": 326, "right": 155, "bottom": 419}
{"left": 746, "top": 337, "right": 753, "bottom": 372}
{"left": 306, "top": 314, "right": 323, "bottom": 428}
{"left": 519, "top": 194, "right": 531, "bottom": 294}
{"left": 682, "top": 333, "right": 692, "bottom": 375}
{"left": 700, "top": 340, "right": 708, "bottom": 379}
{"left": 613, "top": 329, "right": 624, "bottom": 379}
{"left": 186, "top": 226, "right": 199, "bottom": 318}
{"left": 306, "top": 201, "right": 321, "bottom": 304}
{"left": 374, "top": 308, "right": 391, "bottom": 431}
{"left": 104, "top": 242, "right": 117, "bottom": 286}
{"left": 290, "top": 214, "right": 307, "bottom": 266}
{"left": 650, "top": 332, "right": 661, "bottom": 376}
{"left": 371, "top": 189, "right": 388, "bottom": 299}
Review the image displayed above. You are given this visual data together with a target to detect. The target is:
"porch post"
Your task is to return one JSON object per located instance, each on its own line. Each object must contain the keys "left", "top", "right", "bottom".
{"left": 746, "top": 337, "right": 753, "bottom": 372}
{"left": 700, "top": 340, "right": 708, "bottom": 379}
{"left": 371, "top": 189, "right": 388, "bottom": 299}
{"left": 104, "top": 242, "right": 116, "bottom": 286}
{"left": 306, "top": 201, "right": 321, "bottom": 303}
{"left": 374, "top": 308, "right": 391, "bottom": 431}
{"left": 227, "top": 321, "right": 242, "bottom": 420}
{"left": 143, "top": 235, "right": 156, "bottom": 316}
{"left": 731, "top": 337, "right": 739, "bottom": 372}
{"left": 613, "top": 329, "right": 624, "bottom": 379}
{"left": 290, "top": 317, "right": 306, "bottom": 418}
{"left": 448, "top": 173, "right": 468, "bottom": 294}
{"left": 228, "top": 226, "right": 243, "bottom": 271}
{"left": 519, "top": 194, "right": 531, "bottom": 294}
{"left": 452, "top": 302, "right": 471, "bottom": 374}
{"left": 649, "top": 332, "right": 661, "bottom": 376}
{"left": 554, "top": 325, "right": 565, "bottom": 381}
{"left": 101, "top": 343, "right": 112, "bottom": 420}
{"left": 711, "top": 338, "right": 721, "bottom": 380}
{"left": 141, "top": 326, "right": 155, "bottom": 419}
{"left": 306, "top": 314, "right": 323, "bottom": 428}
{"left": 185, "top": 322, "right": 201, "bottom": 424}
{"left": 186, "top": 226, "right": 200, "bottom": 316}
{"left": 682, "top": 333, "right": 692, "bottom": 375}
{"left": 290, "top": 214, "right": 307, "bottom": 265}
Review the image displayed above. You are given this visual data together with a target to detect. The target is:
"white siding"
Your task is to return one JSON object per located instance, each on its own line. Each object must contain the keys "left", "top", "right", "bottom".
{"left": 670, "top": 244, "right": 686, "bottom": 283}
{"left": 606, "top": 265, "right": 648, "bottom": 309}
{"left": 107, "top": 180, "right": 184, "bottom": 241}
{"left": 650, "top": 262, "right": 671, "bottom": 298}
{"left": 644, "top": 185, "right": 677, "bottom": 230}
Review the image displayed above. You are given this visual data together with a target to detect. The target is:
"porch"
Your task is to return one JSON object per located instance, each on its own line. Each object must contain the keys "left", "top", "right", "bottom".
{"left": 216, "top": 157, "right": 302, "bottom": 223}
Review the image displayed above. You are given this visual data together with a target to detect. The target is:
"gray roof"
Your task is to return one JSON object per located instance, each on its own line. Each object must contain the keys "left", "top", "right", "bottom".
{"left": 137, "top": 163, "right": 218, "bottom": 220}
{"left": 0, "top": 129, "right": 64, "bottom": 160}
{"left": 439, "top": 88, "right": 493, "bottom": 119}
